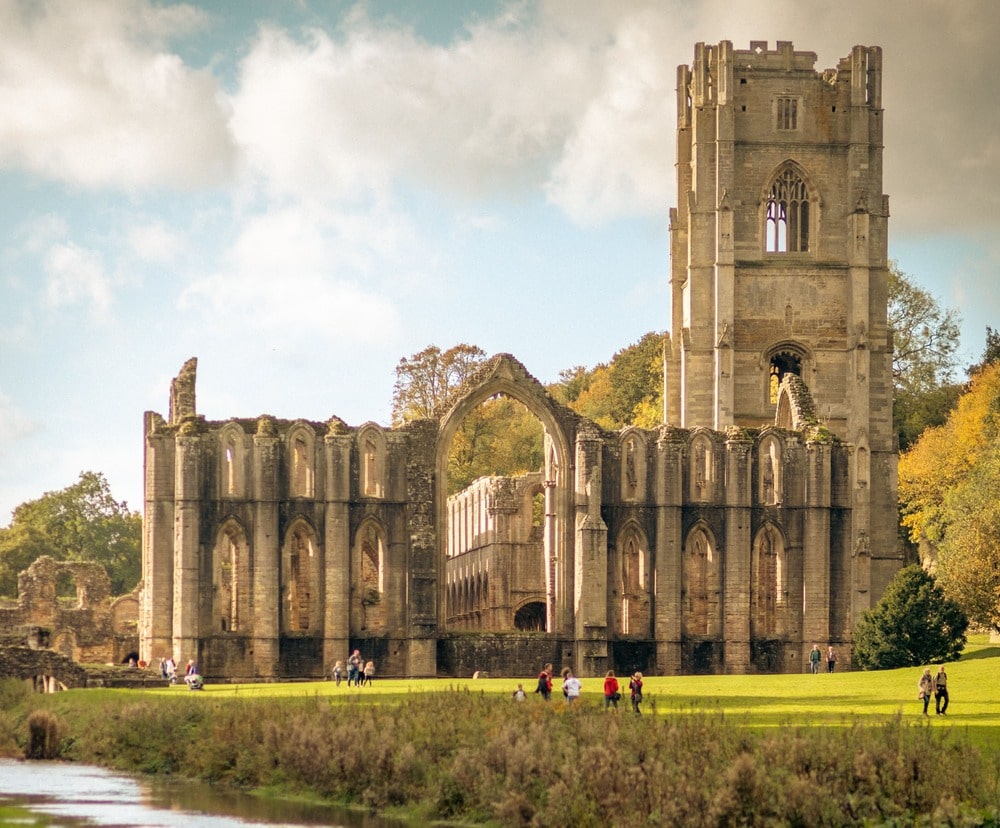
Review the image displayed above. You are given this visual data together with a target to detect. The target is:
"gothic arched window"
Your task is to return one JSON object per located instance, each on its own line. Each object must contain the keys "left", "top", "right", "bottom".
{"left": 766, "top": 167, "right": 810, "bottom": 253}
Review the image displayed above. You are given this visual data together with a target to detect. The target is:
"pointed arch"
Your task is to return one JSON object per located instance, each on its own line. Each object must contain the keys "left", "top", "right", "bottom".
{"left": 689, "top": 429, "right": 715, "bottom": 502}
{"left": 353, "top": 517, "right": 387, "bottom": 634}
{"left": 683, "top": 522, "right": 721, "bottom": 637}
{"left": 620, "top": 428, "right": 647, "bottom": 501}
{"left": 616, "top": 521, "right": 651, "bottom": 637}
{"left": 762, "top": 161, "right": 818, "bottom": 253}
{"left": 435, "top": 354, "right": 573, "bottom": 635}
{"left": 219, "top": 422, "right": 247, "bottom": 497}
{"left": 286, "top": 423, "right": 316, "bottom": 498}
{"left": 281, "top": 518, "right": 320, "bottom": 633}
{"left": 357, "top": 423, "right": 386, "bottom": 498}
{"left": 213, "top": 518, "right": 251, "bottom": 634}
{"left": 751, "top": 523, "right": 788, "bottom": 639}
{"left": 758, "top": 433, "right": 783, "bottom": 506}
{"left": 764, "top": 340, "right": 811, "bottom": 406}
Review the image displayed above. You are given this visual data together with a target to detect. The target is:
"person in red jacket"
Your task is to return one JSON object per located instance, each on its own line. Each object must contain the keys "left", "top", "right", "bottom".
{"left": 604, "top": 670, "right": 620, "bottom": 711}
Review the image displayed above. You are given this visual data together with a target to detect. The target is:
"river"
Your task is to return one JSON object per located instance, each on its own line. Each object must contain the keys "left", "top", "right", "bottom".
{"left": 0, "top": 759, "right": 399, "bottom": 827}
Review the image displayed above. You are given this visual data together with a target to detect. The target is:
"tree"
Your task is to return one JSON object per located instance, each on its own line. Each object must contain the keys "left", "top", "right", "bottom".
{"left": 852, "top": 565, "right": 968, "bottom": 670}
{"left": 553, "top": 331, "right": 665, "bottom": 430}
{"left": 0, "top": 471, "right": 141, "bottom": 597}
{"left": 888, "top": 262, "right": 962, "bottom": 449}
{"left": 391, "top": 343, "right": 488, "bottom": 425}
{"left": 965, "top": 325, "right": 1000, "bottom": 378}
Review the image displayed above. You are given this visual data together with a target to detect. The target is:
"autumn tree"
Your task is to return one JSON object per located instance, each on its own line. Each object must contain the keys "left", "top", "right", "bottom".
{"left": 391, "top": 343, "right": 488, "bottom": 425}
{"left": 0, "top": 471, "right": 142, "bottom": 597}
{"left": 391, "top": 344, "right": 544, "bottom": 495}
{"left": 852, "top": 565, "right": 967, "bottom": 669}
{"left": 888, "top": 262, "right": 962, "bottom": 449}
{"left": 899, "top": 361, "right": 1000, "bottom": 631}
{"left": 554, "top": 332, "right": 665, "bottom": 430}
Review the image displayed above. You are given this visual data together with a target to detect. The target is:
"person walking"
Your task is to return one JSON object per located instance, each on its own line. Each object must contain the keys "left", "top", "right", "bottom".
{"left": 347, "top": 649, "right": 362, "bottom": 687}
{"left": 363, "top": 660, "right": 375, "bottom": 686}
{"left": 604, "top": 670, "right": 620, "bottom": 711}
{"left": 561, "top": 667, "right": 581, "bottom": 704}
{"left": 809, "top": 644, "right": 822, "bottom": 674}
{"left": 918, "top": 667, "right": 934, "bottom": 716}
{"left": 535, "top": 663, "right": 553, "bottom": 701}
{"left": 629, "top": 672, "right": 644, "bottom": 714}
{"left": 826, "top": 646, "right": 838, "bottom": 673}
{"left": 934, "top": 665, "right": 949, "bottom": 715}
{"left": 332, "top": 660, "right": 343, "bottom": 686}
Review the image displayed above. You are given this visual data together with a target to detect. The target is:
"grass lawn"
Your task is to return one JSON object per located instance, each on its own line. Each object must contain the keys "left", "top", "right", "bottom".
{"left": 132, "top": 635, "right": 1000, "bottom": 746}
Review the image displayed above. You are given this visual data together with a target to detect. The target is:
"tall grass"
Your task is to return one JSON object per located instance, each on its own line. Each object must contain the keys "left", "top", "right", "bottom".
{"left": 2, "top": 636, "right": 998, "bottom": 826}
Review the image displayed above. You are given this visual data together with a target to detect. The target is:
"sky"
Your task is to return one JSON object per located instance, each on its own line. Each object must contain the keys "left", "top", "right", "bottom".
{"left": 1, "top": 0, "right": 998, "bottom": 524}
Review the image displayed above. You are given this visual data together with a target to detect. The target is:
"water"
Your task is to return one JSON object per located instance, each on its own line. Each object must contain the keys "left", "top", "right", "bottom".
{"left": 0, "top": 759, "right": 396, "bottom": 827}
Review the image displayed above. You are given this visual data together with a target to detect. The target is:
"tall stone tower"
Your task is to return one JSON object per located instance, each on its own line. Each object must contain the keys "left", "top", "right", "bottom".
{"left": 666, "top": 41, "right": 898, "bottom": 612}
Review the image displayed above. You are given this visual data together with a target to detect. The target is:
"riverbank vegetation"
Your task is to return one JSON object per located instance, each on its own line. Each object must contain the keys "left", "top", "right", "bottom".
{"left": 1, "top": 637, "right": 998, "bottom": 826}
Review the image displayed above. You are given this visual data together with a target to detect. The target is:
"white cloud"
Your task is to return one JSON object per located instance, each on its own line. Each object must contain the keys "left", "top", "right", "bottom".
{"left": 128, "top": 220, "right": 183, "bottom": 263}
{"left": 0, "top": 0, "right": 234, "bottom": 190}
{"left": 43, "top": 242, "right": 112, "bottom": 316}
{"left": 0, "top": 391, "right": 39, "bottom": 454}
{"left": 178, "top": 204, "right": 405, "bottom": 345}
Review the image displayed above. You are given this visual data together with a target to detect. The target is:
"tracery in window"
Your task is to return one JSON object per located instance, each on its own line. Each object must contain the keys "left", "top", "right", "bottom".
{"left": 766, "top": 168, "right": 810, "bottom": 253}
{"left": 776, "top": 96, "right": 798, "bottom": 130}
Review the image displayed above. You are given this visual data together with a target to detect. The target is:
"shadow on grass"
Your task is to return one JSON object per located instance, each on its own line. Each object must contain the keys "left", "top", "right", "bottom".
{"left": 960, "top": 646, "right": 1000, "bottom": 661}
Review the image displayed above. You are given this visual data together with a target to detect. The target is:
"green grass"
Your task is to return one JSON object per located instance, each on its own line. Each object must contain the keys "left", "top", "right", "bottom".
{"left": 131, "top": 635, "right": 1000, "bottom": 735}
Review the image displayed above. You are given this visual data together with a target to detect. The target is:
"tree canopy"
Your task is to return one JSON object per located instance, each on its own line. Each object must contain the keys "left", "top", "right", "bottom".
{"left": 0, "top": 471, "right": 141, "bottom": 597}
{"left": 391, "top": 343, "right": 487, "bottom": 425}
{"left": 888, "top": 263, "right": 963, "bottom": 450}
{"left": 899, "top": 361, "right": 1000, "bottom": 631}
{"left": 852, "top": 565, "right": 968, "bottom": 670}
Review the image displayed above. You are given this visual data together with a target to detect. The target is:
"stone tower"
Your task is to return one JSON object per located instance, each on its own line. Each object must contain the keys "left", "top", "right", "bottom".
{"left": 666, "top": 41, "right": 898, "bottom": 616}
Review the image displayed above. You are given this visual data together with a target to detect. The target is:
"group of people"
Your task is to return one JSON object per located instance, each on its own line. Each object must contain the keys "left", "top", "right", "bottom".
{"left": 157, "top": 656, "right": 203, "bottom": 689}
{"left": 918, "top": 665, "right": 949, "bottom": 716}
{"left": 528, "top": 663, "right": 644, "bottom": 713}
{"left": 808, "top": 644, "right": 839, "bottom": 674}
{"left": 331, "top": 650, "right": 376, "bottom": 686}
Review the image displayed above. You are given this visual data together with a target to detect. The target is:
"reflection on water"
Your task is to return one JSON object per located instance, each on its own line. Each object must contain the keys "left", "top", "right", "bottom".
{"left": 0, "top": 759, "right": 398, "bottom": 827}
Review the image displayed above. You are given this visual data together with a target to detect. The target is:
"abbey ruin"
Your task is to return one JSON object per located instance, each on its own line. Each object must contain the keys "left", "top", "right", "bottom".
{"left": 140, "top": 41, "right": 900, "bottom": 680}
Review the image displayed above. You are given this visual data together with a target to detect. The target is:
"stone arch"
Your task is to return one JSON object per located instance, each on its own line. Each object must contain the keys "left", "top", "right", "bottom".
{"left": 357, "top": 423, "right": 386, "bottom": 498}
{"left": 52, "top": 629, "right": 77, "bottom": 661}
{"left": 212, "top": 518, "right": 251, "bottom": 634}
{"left": 758, "top": 432, "right": 784, "bottom": 506}
{"left": 760, "top": 160, "right": 821, "bottom": 254}
{"left": 353, "top": 517, "right": 387, "bottom": 634}
{"left": 773, "top": 372, "right": 819, "bottom": 431}
{"left": 281, "top": 518, "right": 321, "bottom": 633}
{"left": 751, "top": 522, "right": 788, "bottom": 639}
{"left": 619, "top": 428, "right": 647, "bottom": 501}
{"left": 435, "top": 355, "right": 573, "bottom": 636}
{"left": 689, "top": 429, "right": 716, "bottom": 502}
{"left": 219, "top": 422, "right": 247, "bottom": 497}
{"left": 513, "top": 599, "right": 546, "bottom": 631}
{"left": 286, "top": 423, "right": 316, "bottom": 498}
{"left": 764, "top": 340, "right": 812, "bottom": 407}
{"left": 615, "top": 520, "right": 651, "bottom": 637}
{"left": 682, "top": 522, "right": 721, "bottom": 637}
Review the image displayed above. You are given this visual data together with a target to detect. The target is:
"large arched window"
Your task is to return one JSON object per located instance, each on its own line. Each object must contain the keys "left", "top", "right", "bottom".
{"left": 768, "top": 349, "right": 803, "bottom": 404}
{"left": 751, "top": 524, "right": 787, "bottom": 639}
{"left": 213, "top": 520, "right": 250, "bottom": 633}
{"left": 682, "top": 525, "right": 721, "bottom": 637}
{"left": 766, "top": 167, "right": 811, "bottom": 253}
{"left": 281, "top": 521, "right": 320, "bottom": 633}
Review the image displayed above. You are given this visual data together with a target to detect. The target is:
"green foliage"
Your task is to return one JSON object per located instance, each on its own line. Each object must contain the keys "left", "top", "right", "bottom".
{"left": 391, "top": 343, "right": 487, "bottom": 424}
{"left": 888, "top": 262, "right": 962, "bottom": 447}
{"left": 853, "top": 565, "right": 968, "bottom": 670}
{"left": 966, "top": 324, "right": 1000, "bottom": 378}
{"left": 0, "top": 471, "right": 141, "bottom": 597}
{"left": 553, "top": 331, "right": 665, "bottom": 429}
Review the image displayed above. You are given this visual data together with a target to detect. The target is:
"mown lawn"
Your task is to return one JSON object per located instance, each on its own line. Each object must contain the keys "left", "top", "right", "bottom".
{"left": 134, "top": 635, "right": 1000, "bottom": 741}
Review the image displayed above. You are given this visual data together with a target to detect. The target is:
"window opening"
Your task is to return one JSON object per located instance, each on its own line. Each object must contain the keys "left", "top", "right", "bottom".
{"left": 776, "top": 97, "right": 798, "bottom": 130}
{"left": 769, "top": 351, "right": 802, "bottom": 404}
{"left": 766, "top": 168, "right": 810, "bottom": 253}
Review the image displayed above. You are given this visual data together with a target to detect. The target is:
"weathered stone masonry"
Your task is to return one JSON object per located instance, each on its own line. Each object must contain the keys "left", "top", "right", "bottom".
{"left": 140, "top": 41, "right": 900, "bottom": 679}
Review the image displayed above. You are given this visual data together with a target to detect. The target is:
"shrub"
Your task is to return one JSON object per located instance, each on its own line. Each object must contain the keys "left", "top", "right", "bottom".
{"left": 853, "top": 564, "right": 968, "bottom": 669}
{"left": 25, "top": 709, "right": 64, "bottom": 759}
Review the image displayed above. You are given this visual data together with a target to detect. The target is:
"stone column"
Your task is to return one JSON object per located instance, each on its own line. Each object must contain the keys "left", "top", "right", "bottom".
{"left": 251, "top": 418, "right": 280, "bottom": 677}
{"left": 323, "top": 430, "right": 352, "bottom": 671}
{"left": 172, "top": 427, "right": 201, "bottom": 665}
{"left": 802, "top": 442, "right": 832, "bottom": 649}
{"left": 141, "top": 413, "right": 175, "bottom": 663}
{"left": 723, "top": 430, "right": 752, "bottom": 673}
{"left": 574, "top": 427, "right": 608, "bottom": 677}
{"left": 654, "top": 428, "right": 684, "bottom": 674}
